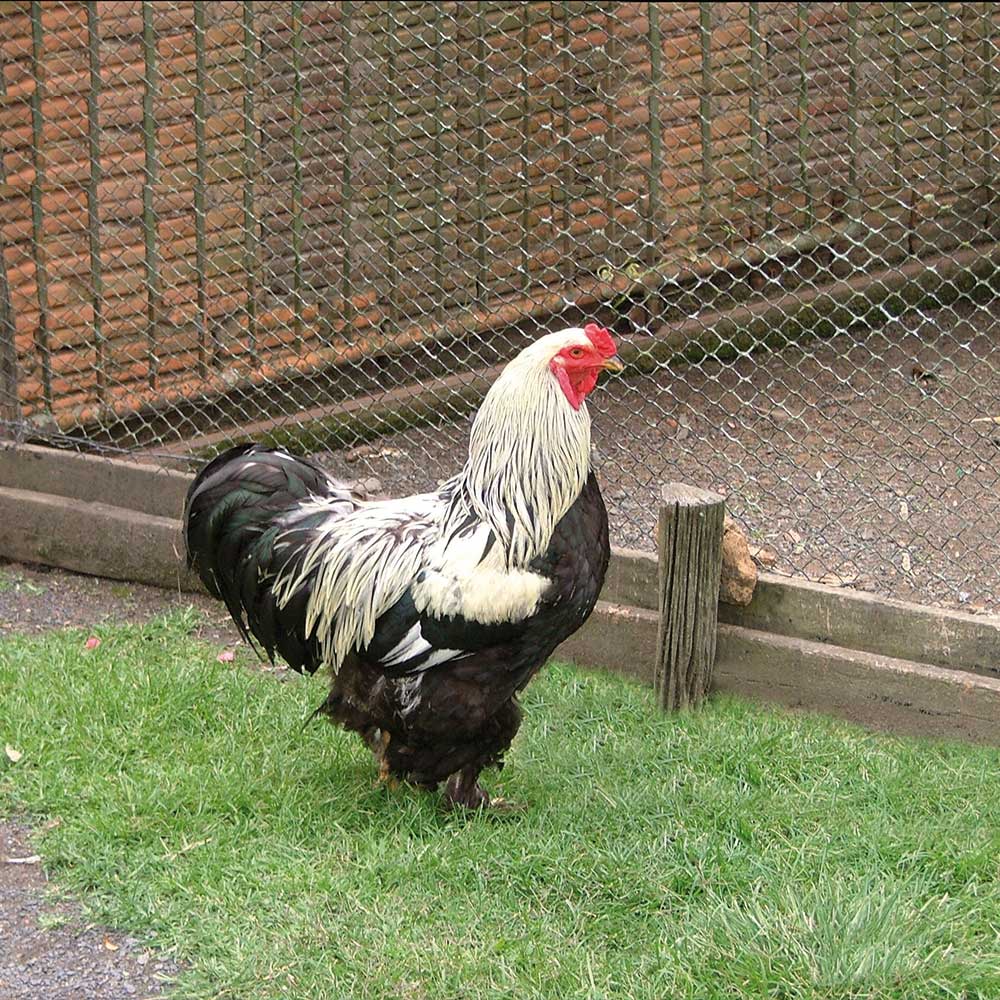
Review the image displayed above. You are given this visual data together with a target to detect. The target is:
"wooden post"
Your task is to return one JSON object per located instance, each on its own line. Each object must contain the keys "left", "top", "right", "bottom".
{"left": 0, "top": 260, "right": 19, "bottom": 436}
{"left": 655, "top": 483, "right": 725, "bottom": 711}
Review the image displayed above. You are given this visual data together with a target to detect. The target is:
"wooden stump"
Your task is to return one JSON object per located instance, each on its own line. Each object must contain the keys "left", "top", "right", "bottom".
{"left": 655, "top": 483, "right": 725, "bottom": 711}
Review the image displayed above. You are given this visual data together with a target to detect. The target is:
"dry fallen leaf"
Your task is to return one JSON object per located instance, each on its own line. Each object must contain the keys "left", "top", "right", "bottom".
{"left": 4, "top": 744, "right": 22, "bottom": 763}
{"left": 84, "top": 635, "right": 101, "bottom": 650}
{"left": 102, "top": 937, "right": 119, "bottom": 951}
{"left": 217, "top": 649, "right": 235, "bottom": 663}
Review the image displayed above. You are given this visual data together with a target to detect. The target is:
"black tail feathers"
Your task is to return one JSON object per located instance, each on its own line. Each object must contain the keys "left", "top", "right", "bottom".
{"left": 183, "top": 443, "right": 350, "bottom": 601}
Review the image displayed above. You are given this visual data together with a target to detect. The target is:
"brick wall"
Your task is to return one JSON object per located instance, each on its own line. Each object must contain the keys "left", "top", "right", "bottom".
{"left": 2, "top": 1, "right": 998, "bottom": 436}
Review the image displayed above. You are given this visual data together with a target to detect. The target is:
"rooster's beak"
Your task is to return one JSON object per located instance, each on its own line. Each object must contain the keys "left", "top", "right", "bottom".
{"left": 601, "top": 356, "right": 625, "bottom": 374}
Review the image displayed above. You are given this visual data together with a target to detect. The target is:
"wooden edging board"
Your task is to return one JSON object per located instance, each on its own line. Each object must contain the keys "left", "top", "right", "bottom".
{"left": 0, "top": 485, "right": 201, "bottom": 593}
{"left": 0, "top": 442, "right": 192, "bottom": 519}
{"left": 3, "top": 446, "right": 999, "bottom": 678}
{"left": 603, "top": 548, "right": 1000, "bottom": 680}
{"left": 556, "top": 603, "right": 1000, "bottom": 746}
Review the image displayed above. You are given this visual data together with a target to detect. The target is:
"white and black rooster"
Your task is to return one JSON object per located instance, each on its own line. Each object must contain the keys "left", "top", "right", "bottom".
{"left": 184, "top": 324, "right": 623, "bottom": 809}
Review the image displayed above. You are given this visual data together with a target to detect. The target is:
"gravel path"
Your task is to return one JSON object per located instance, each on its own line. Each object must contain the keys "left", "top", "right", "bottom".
{"left": 0, "top": 820, "right": 181, "bottom": 1000}
{"left": 313, "top": 299, "right": 1000, "bottom": 614}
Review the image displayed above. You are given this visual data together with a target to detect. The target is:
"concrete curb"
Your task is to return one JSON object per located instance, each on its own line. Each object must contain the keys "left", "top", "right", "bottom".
{"left": 557, "top": 603, "right": 1000, "bottom": 745}
{"left": 0, "top": 484, "right": 202, "bottom": 593}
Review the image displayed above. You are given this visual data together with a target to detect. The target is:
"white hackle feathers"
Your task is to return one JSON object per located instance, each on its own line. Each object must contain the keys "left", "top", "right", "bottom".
{"left": 458, "top": 332, "right": 593, "bottom": 567}
{"left": 271, "top": 328, "right": 600, "bottom": 672}
{"left": 270, "top": 493, "right": 437, "bottom": 669}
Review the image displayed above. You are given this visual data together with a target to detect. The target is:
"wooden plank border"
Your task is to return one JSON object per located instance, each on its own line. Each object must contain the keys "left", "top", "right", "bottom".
{"left": 2, "top": 447, "right": 999, "bottom": 679}
{"left": 0, "top": 485, "right": 199, "bottom": 593}
{"left": 0, "top": 443, "right": 192, "bottom": 520}
{"left": 557, "top": 604, "right": 1000, "bottom": 746}
{"left": 599, "top": 548, "right": 1000, "bottom": 680}
{"left": 2, "top": 448, "right": 998, "bottom": 681}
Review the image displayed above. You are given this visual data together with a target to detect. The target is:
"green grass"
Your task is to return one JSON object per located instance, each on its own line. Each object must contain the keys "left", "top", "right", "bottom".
{"left": 0, "top": 569, "right": 46, "bottom": 595}
{"left": 1, "top": 611, "right": 999, "bottom": 1000}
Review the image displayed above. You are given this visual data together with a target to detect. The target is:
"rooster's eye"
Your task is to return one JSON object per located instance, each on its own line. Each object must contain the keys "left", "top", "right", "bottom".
{"left": 569, "top": 348, "right": 585, "bottom": 358}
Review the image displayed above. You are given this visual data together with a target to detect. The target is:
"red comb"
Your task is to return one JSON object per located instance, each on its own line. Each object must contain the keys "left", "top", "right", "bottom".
{"left": 584, "top": 323, "right": 616, "bottom": 357}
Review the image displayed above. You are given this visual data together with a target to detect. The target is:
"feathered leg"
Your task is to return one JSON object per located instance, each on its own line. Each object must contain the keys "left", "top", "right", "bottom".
{"left": 443, "top": 766, "right": 492, "bottom": 809}
{"left": 439, "top": 698, "right": 525, "bottom": 810}
{"left": 320, "top": 663, "right": 526, "bottom": 808}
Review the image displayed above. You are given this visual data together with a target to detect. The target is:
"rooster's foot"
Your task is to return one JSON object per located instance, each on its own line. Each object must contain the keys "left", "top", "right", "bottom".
{"left": 484, "top": 796, "right": 527, "bottom": 813}
{"left": 443, "top": 767, "right": 521, "bottom": 811}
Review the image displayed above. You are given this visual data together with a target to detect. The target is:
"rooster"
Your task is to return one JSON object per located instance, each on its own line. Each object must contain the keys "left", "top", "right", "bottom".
{"left": 184, "top": 324, "right": 622, "bottom": 809}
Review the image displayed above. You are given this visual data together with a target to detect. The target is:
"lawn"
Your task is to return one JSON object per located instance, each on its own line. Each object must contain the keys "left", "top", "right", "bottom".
{"left": 1, "top": 610, "right": 998, "bottom": 1000}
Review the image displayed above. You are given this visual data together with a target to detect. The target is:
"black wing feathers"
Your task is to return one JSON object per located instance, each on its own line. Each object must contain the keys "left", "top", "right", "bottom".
{"left": 367, "top": 472, "right": 608, "bottom": 680}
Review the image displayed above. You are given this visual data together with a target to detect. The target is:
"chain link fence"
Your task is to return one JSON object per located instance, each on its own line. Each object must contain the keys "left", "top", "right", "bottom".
{"left": 2, "top": 1, "right": 999, "bottom": 612}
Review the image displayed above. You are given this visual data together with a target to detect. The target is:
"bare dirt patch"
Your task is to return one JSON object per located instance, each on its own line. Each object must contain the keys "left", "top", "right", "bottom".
{"left": 0, "top": 820, "right": 182, "bottom": 1000}
{"left": 0, "top": 562, "right": 240, "bottom": 647}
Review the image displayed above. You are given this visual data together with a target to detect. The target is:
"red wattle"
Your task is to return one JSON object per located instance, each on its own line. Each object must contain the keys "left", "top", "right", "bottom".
{"left": 550, "top": 360, "right": 600, "bottom": 409}
{"left": 551, "top": 361, "right": 582, "bottom": 409}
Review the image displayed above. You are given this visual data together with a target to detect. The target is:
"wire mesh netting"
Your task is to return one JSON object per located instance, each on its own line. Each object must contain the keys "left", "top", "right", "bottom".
{"left": 2, "top": 1, "right": 999, "bottom": 612}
